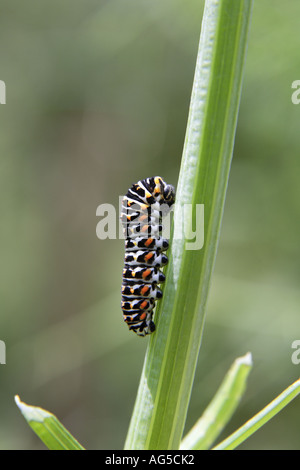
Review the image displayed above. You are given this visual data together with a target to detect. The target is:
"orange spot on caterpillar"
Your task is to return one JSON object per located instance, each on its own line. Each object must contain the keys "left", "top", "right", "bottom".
{"left": 141, "top": 285, "right": 150, "bottom": 295}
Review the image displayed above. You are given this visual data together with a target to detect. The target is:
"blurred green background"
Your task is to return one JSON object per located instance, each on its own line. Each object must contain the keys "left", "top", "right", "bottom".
{"left": 0, "top": 0, "right": 299, "bottom": 450}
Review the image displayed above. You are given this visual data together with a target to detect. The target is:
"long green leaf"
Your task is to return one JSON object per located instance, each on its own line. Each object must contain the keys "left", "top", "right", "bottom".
{"left": 212, "top": 379, "right": 300, "bottom": 450}
{"left": 125, "top": 0, "right": 253, "bottom": 450}
{"left": 15, "top": 395, "right": 85, "bottom": 450}
{"left": 180, "top": 352, "right": 253, "bottom": 450}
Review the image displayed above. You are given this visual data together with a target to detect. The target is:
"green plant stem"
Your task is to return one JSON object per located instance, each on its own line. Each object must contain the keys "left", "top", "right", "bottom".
{"left": 124, "top": 0, "right": 253, "bottom": 450}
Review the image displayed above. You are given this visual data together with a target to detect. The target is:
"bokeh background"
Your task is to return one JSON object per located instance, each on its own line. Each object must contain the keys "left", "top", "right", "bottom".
{"left": 0, "top": 0, "right": 299, "bottom": 450}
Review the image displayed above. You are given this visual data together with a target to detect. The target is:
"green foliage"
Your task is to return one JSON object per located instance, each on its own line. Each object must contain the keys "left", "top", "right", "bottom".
{"left": 181, "top": 353, "right": 253, "bottom": 450}
{"left": 213, "top": 379, "right": 300, "bottom": 450}
{"left": 15, "top": 396, "right": 85, "bottom": 450}
{"left": 2, "top": 0, "right": 300, "bottom": 450}
{"left": 125, "top": 0, "right": 253, "bottom": 450}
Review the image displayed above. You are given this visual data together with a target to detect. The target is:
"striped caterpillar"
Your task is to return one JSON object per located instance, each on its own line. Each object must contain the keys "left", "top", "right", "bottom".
{"left": 121, "top": 176, "right": 175, "bottom": 336}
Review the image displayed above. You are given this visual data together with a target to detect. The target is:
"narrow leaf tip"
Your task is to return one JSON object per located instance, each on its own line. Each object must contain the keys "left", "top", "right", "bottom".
{"left": 235, "top": 352, "right": 253, "bottom": 367}
{"left": 15, "top": 395, "right": 52, "bottom": 423}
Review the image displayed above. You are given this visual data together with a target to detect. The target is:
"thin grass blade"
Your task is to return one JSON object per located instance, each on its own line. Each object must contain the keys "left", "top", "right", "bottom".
{"left": 213, "top": 379, "right": 300, "bottom": 450}
{"left": 15, "top": 395, "right": 85, "bottom": 450}
{"left": 180, "top": 352, "right": 253, "bottom": 450}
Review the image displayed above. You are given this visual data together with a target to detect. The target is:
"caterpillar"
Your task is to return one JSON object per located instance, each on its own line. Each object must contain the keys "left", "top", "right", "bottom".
{"left": 121, "top": 176, "right": 175, "bottom": 336}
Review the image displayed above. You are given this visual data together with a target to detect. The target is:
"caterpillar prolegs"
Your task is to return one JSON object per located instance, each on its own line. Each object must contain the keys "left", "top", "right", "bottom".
{"left": 121, "top": 176, "right": 175, "bottom": 336}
